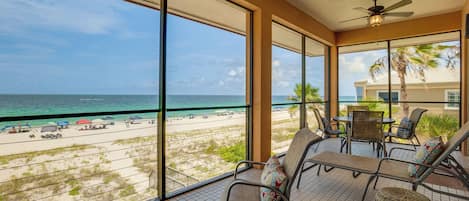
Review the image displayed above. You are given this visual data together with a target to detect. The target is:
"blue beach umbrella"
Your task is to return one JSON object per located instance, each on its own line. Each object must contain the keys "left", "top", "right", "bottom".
{"left": 56, "top": 121, "right": 69, "bottom": 127}
{"left": 129, "top": 116, "right": 143, "bottom": 120}
{"left": 103, "top": 116, "right": 114, "bottom": 120}
{"left": 0, "top": 125, "right": 12, "bottom": 132}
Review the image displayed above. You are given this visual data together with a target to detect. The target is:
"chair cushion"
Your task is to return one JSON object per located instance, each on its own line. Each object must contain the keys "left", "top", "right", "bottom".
{"left": 396, "top": 117, "right": 413, "bottom": 138}
{"left": 408, "top": 137, "right": 445, "bottom": 177}
{"left": 260, "top": 156, "right": 288, "bottom": 201}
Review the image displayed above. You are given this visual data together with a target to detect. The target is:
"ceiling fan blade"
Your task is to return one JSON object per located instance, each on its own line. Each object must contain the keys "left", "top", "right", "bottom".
{"left": 382, "top": 0, "right": 412, "bottom": 12}
{"left": 353, "top": 7, "right": 371, "bottom": 14}
{"left": 383, "top": 11, "right": 414, "bottom": 17}
{"left": 339, "top": 16, "right": 369, "bottom": 23}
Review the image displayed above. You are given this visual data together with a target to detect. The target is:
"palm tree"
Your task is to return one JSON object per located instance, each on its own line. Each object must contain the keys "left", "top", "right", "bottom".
{"left": 287, "top": 83, "right": 322, "bottom": 117}
{"left": 369, "top": 44, "right": 459, "bottom": 117}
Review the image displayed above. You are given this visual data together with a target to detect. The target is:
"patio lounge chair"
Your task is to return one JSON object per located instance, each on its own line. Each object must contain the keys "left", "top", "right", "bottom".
{"left": 296, "top": 122, "right": 469, "bottom": 201}
{"left": 385, "top": 108, "right": 428, "bottom": 149}
{"left": 221, "top": 128, "right": 322, "bottom": 201}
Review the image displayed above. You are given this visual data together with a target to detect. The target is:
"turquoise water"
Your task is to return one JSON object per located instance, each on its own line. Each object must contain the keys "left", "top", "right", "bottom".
{"left": 0, "top": 95, "right": 289, "bottom": 127}
{"left": 0, "top": 95, "right": 353, "bottom": 127}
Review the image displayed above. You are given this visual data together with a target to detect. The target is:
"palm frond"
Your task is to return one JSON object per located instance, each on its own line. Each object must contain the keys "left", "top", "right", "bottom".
{"left": 368, "top": 57, "right": 386, "bottom": 80}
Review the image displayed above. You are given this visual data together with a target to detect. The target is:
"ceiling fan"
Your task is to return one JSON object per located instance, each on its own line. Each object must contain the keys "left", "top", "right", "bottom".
{"left": 340, "top": 0, "right": 414, "bottom": 27}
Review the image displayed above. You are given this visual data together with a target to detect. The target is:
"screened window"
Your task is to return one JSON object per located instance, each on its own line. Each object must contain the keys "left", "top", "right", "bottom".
{"left": 377, "top": 91, "right": 399, "bottom": 102}
{"left": 445, "top": 90, "right": 460, "bottom": 110}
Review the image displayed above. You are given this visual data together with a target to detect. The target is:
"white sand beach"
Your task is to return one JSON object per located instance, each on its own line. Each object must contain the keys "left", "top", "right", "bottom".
{"left": 0, "top": 109, "right": 305, "bottom": 200}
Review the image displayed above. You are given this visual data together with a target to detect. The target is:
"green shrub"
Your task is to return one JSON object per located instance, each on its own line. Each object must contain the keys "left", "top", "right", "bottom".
{"left": 204, "top": 140, "right": 218, "bottom": 154}
{"left": 217, "top": 142, "right": 245, "bottom": 163}
{"left": 417, "top": 114, "right": 459, "bottom": 139}
{"left": 119, "top": 185, "right": 136, "bottom": 197}
{"left": 68, "top": 186, "right": 81, "bottom": 196}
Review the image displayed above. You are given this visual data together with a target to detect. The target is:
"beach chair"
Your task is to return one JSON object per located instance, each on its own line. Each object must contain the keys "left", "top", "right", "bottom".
{"left": 221, "top": 128, "right": 322, "bottom": 201}
{"left": 297, "top": 122, "right": 469, "bottom": 201}
{"left": 385, "top": 108, "right": 428, "bottom": 149}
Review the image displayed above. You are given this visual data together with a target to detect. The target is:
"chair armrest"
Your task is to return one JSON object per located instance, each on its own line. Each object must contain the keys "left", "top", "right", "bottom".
{"left": 234, "top": 160, "right": 266, "bottom": 179}
{"left": 388, "top": 147, "right": 416, "bottom": 157}
{"left": 224, "top": 180, "right": 289, "bottom": 201}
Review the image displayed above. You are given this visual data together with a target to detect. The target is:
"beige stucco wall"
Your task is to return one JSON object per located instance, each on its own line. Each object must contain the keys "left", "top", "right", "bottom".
{"left": 360, "top": 82, "right": 460, "bottom": 117}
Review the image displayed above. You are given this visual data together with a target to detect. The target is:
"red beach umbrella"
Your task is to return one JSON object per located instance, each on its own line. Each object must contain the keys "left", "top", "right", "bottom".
{"left": 76, "top": 119, "right": 91, "bottom": 125}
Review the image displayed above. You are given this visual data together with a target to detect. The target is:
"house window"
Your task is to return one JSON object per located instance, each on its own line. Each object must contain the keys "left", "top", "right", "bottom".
{"left": 445, "top": 90, "right": 460, "bottom": 110}
{"left": 377, "top": 91, "right": 399, "bottom": 103}
{"left": 356, "top": 87, "right": 364, "bottom": 101}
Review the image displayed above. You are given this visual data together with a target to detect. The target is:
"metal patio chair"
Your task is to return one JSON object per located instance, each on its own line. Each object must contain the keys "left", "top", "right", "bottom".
{"left": 313, "top": 108, "right": 346, "bottom": 152}
{"left": 341, "top": 111, "right": 385, "bottom": 157}
{"left": 385, "top": 108, "right": 428, "bottom": 149}
{"left": 347, "top": 105, "right": 369, "bottom": 116}
{"left": 221, "top": 128, "right": 322, "bottom": 201}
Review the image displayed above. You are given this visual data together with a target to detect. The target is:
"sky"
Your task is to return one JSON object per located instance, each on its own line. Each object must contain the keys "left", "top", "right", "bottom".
{"left": 0, "top": 0, "right": 326, "bottom": 96}
{"left": 0, "top": 0, "right": 456, "bottom": 98}
{"left": 338, "top": 41, "right": 461, "bottom": 98}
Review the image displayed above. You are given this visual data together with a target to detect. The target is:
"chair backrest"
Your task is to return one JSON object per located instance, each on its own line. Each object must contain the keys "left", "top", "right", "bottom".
{"left": 282, "top": 128, "right": 322, "bottom": 198}
{"left": 313, "top": 108, "right": 326, "bottom": 131}
{"left": 351, "top": 111, "right": 384, "bottom": 141}
{"left": 408, "top": 108, "right": 428, "bottom": 136}
{"left": 347, "top": 105, "right": 369, "bottom": 117}
{"left": 418, "top": 121, "right": 469, "bottom": 181}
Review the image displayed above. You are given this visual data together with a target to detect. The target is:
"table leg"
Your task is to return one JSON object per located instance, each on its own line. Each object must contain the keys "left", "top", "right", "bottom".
{"left": 347, "top": 127, "right": 351, "bottom": 154}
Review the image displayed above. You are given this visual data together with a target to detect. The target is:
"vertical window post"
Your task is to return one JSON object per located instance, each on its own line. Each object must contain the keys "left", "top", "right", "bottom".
{"left": 158, "top": 0, "right": 167, "bottom": 198}
{"left": 300, "top": 35, "right": 306, "bottom": 128}
{"left": 387, "top": 40, "right": 392, "bottom": 118}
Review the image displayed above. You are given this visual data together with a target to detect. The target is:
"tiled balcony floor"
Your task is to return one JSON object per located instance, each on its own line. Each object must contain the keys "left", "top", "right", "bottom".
{"left": 169, "top": 138, "right": 469, "bottom": 201}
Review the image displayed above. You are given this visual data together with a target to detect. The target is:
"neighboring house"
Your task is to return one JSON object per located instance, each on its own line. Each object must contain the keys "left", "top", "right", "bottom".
{"left": 354, "top": 68, "right": 460, "bottom": 117}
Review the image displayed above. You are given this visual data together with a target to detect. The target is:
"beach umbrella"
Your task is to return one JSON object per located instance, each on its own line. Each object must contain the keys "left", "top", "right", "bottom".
{"left": 0, "top": 125, "right": 12, "bottom": 132}
{"left": 91, "top": 119, "right": 106, "bottom": 125}
{"left": 102, "top": 116, "right": 114, "bottom": 120}
{"left": 56, "top": 121, "right": 69, "bottom": 127}
{"left": 129, "top": 116, "right": 143, "bottom": 120}
{"left": 76, "top": 119, "right": 91, "bottom": 125}
{"left": 41, "top": 125, "right": 57, "bottom": 133}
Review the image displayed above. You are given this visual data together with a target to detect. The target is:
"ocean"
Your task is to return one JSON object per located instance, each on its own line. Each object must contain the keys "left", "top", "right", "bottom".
{"left": 0, "top": 94, "right": 356, "bottom": 127}
{"left": 0, "top": 95, "right": 292, "bottom": 127}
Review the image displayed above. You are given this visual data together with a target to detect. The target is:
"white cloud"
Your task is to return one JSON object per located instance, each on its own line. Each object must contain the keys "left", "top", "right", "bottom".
{"left": 226, "top": 66, "right": 245, "bottom": 82}
{"left": 0, "top": 0, "right": 126, "bottom": 35}
{"left": 228, "top": 69, "right": 237, "bottom": 76}
{"left": 277, "top": 81, "right": 290, "bottom": 88}
{"left": 218, "top": 80, "right": 225, "bottom": 86}
{"left": 340, "top": 56, "right": 365, "bottom": 73}
{"left": 272, "top": 60, "right": 280, "bottom": 67}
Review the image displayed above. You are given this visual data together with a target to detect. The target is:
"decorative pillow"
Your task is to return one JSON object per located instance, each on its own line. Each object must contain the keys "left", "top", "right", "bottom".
{"left": 408, "top": 137, "right": 445, "bottom": 177}
{"left": 260, "top": 156, "right": 288, "bottom": 201}
{"left": 396, "top": 117, "right": 413, "bottom": 138}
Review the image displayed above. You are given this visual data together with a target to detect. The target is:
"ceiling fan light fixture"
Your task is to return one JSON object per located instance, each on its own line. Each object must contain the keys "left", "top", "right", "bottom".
{"left": 369, "top": 14, "right": 383, "bottom": 27}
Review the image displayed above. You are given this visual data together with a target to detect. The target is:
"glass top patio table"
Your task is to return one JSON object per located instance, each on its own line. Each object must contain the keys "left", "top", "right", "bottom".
{"left": 333, "top": 115, "right": 395, "bottom": 155}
